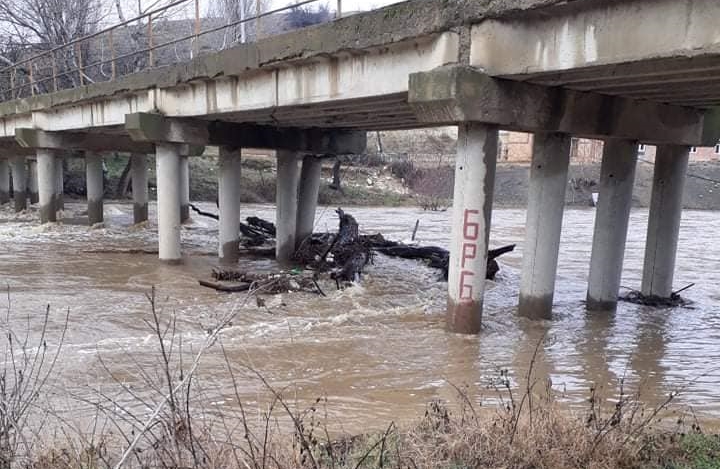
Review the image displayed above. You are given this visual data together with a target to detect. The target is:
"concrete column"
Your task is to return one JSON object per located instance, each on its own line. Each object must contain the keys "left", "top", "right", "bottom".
{"left": 156, "top": 144, "right": 183, "bottom": 262}
{"left": 275, "top": 151, "right": 301, "bottom": 264}
{"left": 641, "top": 145, "right": 689, "bottom": 298}
{"left": 131, "top": 154, "right": 149, "bottom": 224}
{"left": 296, "top": 156, "right": 323, "bottom": 247}
{"left": 54, "top": 157, "right": 64, "bottom": 212}
{"left": 518, "top": 133, "right": 571, "bottom": 319}
{"left": 27, "top": 160, "right": 38, "bottom": 204}
{"left": 218, "top": 147, "right": 242, "bottom": 264}
{"left": 0, "top": 159, "right": 9, "bottom": 204}
{"left": 85, "top": 152, "right": 104, "bottom": 225}
{"left": 586, "top": 140, "right": 638, "bottom": 311}
{"left": 179, "top": 155, "right": 190, "bottom": 223}
{"left": 36, "top": 150, "right": 57, "bottom": 223}
{"left": 446, "top": 123, "right": 497, "bottom": 334}
{"left": 10, "top": 155, "right": 27, "bottom": 212}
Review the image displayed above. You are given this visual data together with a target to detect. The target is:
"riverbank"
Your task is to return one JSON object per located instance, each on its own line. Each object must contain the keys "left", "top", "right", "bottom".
{"left": 62, "top": 156, "right": 720, "bottom": 210}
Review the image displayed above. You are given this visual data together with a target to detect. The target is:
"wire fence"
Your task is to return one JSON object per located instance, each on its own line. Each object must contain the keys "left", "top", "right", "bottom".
{"left": 0, "top": 0, "right": 345, "bottom": 101}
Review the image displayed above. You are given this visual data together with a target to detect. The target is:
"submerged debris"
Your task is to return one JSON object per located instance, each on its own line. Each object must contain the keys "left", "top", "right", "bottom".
{"left": 196, "top": 206, "right": 515, "bottom": 293}
{"left": 200, "top": 268, "right": 323, "bottom": 295}
{"left": 619, "top": 284, "right": 695, "bottom": 308}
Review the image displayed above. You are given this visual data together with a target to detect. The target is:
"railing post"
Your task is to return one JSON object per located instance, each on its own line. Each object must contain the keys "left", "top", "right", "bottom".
{"left": 76, "top": 42, "right": 84, "bottom": 86}
{"left": 109, "top": 29, "right": 117, "bottom": 80}
{"left": 256, "top": 0, "right": 262, "bottom": 40}
{"left": 52, "top": 53, "right": 58, "bottom": 92}
{"left": 28, "top": 60, "right": 34, "bottom": 96}
{"left": 148, "top": 14, "right": 154, "bottom": 67}
{"left": 193, "top": 0, "right": 200, "bottom": 57}
{"left": 336, "top": 0, "right": 342, "bottom": 18}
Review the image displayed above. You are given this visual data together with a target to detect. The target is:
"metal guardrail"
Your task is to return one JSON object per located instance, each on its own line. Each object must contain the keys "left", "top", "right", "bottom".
{"left": 0, "top": 0, "right": 346, "bottom": 100}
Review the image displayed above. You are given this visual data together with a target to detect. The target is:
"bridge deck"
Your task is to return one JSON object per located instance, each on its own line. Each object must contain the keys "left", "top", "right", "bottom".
{"left": 0, "top": 0, "right": 717, "bottom": 140}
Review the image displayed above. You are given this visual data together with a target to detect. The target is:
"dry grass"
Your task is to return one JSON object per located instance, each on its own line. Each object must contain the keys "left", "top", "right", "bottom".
{"left": 1, "top": 290, "right": 717, "bottom": 469}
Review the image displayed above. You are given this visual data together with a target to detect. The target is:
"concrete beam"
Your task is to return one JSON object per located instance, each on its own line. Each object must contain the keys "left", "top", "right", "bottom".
{"left": 86, "top": 152, "right": 104, "bottom": 225}
{"left": 0, "top": 139, "right": 36, "bottom": 157}
{"left": 446, "top": 123, "right": 497, "bottom": 334}
{"left": 408, "top": 66, "right": 714, "bottom": 146}
{"left": 126, "top": 113, "right": 366, "bottom": 155}
{"left": 0, "top": 159, "right": 9, "bottom": 204}
{"left": 518, "top": 133, "right": 571, "bottom": 320}
{"left": 131, "top": 154, "right": 149, "bottom": 224}
{"left": 470, "top": 0, "right": 720, "bottom": 79}
{"left": 14, "top": 128, "right": 155, "bottom": 154}
{"left": 641, "top": 145, "right": 689, "bottom": 298}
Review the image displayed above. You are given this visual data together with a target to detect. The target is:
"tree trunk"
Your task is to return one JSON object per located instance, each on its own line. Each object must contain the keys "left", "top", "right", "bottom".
{"left": 330, "top": 157, "right": 343, "bottom": 192}
{"left": 115, "top": 158, "right": 132, "bottom": 198}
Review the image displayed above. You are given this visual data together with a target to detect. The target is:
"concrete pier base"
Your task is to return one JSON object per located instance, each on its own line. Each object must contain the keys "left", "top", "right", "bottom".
{"left": 86, "top": 152, "right": 104, "bottom": 225}
{"left": 55, "top": 157, "right": 64, "bottom": 212}
{"left": 446, "top": 123, "right": 497, "bottom": 334}
{"left": 10, "top": 156, "right": 27, "bottom": 212}
{"left": 179, "top": 155, "right": 190, "bottom": 223}
{"left": 37, "top": 150, "right": 57, "bottom": 223}
{"left": 0, "top": 159, "right": 9, "bottom": 204}
{"left": 518, "top": 133, "right": 571, "bottom": 319}
{"left": 131, "top": 154, "right": 149, "bottom": 224}
{"left": 296, "top": 156, "right": 323, "bottom": 247}
{"left": 156, "top": 144, "right": 183, "bottom": 262}
{"left": 27, "top": 160, "right": 38, "bottom": 204}
{"left": 218, "top": 147, "right": 242, "bottom": 264}
{"left": 586, "top": 140, "right": 638, "bottom": 311}
{"left": 275, "top": 151, "right": 301, "bottom": 265}
{"left": 641, "top": 145, "right": 689, "bottom": 298}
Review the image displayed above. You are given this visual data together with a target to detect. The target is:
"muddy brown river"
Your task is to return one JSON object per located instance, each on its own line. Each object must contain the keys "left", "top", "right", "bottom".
{"left": 0, "top": 202, "right": 718, "bottom": 433}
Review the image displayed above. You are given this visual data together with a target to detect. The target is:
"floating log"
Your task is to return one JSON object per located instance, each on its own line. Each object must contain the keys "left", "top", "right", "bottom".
{"left": 198, "top": 280, "right": 251, "bottom": 292}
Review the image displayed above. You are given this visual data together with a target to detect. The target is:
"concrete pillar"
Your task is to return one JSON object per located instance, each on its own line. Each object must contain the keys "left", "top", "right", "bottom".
{"left": 518, "top": 133, "right": 571, "bottom": 319}
{"left": 85, "top": 152, "right": 104, "bottom": 225}
{"left": 37, "top": 150, "right": 57, "bottom": 223}
{"left": 54, "top": 157, "right": 64, "bottom": 212}
{"left": 641, "top": 145, "right": 689, "bottom": 298}
{"left": 131, "top": 154, "right": 149, "bottom": 224}
{"left": 296, "top": 156, "right": 323, "bottom": 247}
{"left": 586, "top": 140, "right": 638, "bottom": 311}
{"left": 446, "top": 123, "right": 497, "bottom": 334}
{"left": 10, "top": 155, "right": 27, "bottom": 212}
{"left": 275, "top": 151, "right": 301, "bottom": 264}
{"left": 156, "top": 144, "right": 183, "bottom": 262}
{"left": 179, "top": 155, "right": 190, "bottom": 223}
{"left": 0, "top": 159, "right": 9, "bottom": 204}
{"left": 27, "top": 160, "right": 38, "bottom": 204}
{"left": 218, "top": 147, "right": 242, "bottom": 264}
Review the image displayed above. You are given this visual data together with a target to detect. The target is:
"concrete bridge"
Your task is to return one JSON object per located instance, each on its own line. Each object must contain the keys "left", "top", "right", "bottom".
{"left": 0, "top": 0, "right": 719, "bottom": 333}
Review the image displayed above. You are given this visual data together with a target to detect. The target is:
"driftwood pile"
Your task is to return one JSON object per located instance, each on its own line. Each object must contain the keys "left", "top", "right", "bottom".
{"left": 193, "top": 205, "right": 515, "bottom": 293}
{"left": 618, "top": 283, "right": 694, "bottom": 308}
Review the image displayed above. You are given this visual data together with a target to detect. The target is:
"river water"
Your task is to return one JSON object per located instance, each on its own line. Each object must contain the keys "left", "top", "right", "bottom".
{"left": 0, "top": 202, "right": 718, "bottom": 433}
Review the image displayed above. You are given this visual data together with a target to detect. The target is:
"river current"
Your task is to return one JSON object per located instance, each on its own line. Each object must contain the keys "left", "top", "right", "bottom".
{"left": 0, "top": 202, "right": 718, "bottom": 432}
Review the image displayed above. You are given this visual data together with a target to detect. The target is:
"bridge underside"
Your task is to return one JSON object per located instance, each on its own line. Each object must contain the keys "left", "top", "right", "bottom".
{"left": 0, "top": 0, "right": 719, "bottom": 334}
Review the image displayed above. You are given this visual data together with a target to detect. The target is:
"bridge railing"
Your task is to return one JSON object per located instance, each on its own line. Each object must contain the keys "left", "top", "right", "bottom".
{"left": 0, "top": 0, "right": 346, "bottom": 102}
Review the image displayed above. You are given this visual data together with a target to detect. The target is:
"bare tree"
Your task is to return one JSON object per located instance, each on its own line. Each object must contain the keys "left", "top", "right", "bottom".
{"left": 207, "top": 0, "right": 269, "bottom": 49}
{"left": 0, "top": 0, "right": 103, "bottom": 95}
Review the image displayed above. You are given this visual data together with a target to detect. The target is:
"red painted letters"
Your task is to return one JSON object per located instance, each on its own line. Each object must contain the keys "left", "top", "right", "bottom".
{"left": 459, "top": 209, "right": 481, "bottom": 300}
